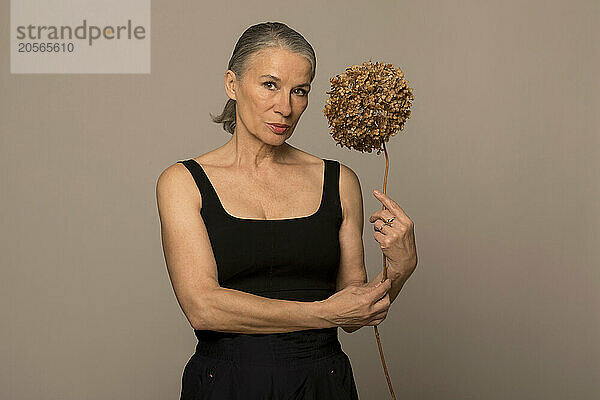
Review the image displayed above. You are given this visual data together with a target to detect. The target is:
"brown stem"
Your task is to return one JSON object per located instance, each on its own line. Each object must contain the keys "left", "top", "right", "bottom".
{"left": 374, "top": 140, "right": 397, "bottom": 399}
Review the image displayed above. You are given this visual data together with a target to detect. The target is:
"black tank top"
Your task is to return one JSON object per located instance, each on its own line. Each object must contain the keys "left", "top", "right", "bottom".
{"left": 177, "top": 158, "right": 343, "bottom": 303}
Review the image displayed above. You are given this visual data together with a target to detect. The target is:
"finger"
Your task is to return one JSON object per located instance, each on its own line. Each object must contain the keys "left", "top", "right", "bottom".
{"left": 373, "top": 299, "right": 390, "bottom": 314}
{"left": 372, "top": 190, "right": 409, "bottom": 219}
{"left": 373, "top": 278, "right": 390, "bottom": 289}
{"left": 373, "top": 230, "right": 387, "bottom": 244}
{"left": 373, "top": 220, "right": 392, "bottom": 233}
{"left": 372, "top": 190, "right": 398, "bottom": 212}
{"left": 369, "top": 209, "right": 395, "bottom": 224}
{"left": 372, "top": 306, "right": 389, "bottom": 318}
{"left": 371, "top": 279, "right": 391, "bottom": 302}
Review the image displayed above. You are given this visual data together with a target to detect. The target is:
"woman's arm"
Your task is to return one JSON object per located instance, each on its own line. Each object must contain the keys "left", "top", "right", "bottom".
{"left": 196, "top": 287, "right": 332, "bottom": 333}
{"left": 335, "top": 163, "right": 407, "bottom": 334}
{"left": 156, "top": 163, "right": 333, "bottom": 334}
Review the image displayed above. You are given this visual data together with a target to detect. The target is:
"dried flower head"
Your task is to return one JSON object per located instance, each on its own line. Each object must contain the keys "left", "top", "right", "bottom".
{"left": 323, "top": 60, "right": 414, "bottom": 155}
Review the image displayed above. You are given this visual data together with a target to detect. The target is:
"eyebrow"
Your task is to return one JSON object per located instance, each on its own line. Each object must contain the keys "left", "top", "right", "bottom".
{"left": 259, "top": 74, "right": 311, "bottom": 88}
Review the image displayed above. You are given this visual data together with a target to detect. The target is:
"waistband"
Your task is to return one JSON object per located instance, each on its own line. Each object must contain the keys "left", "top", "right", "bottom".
{"left": 193, "top": 327, "right": 342, "bottom": 367}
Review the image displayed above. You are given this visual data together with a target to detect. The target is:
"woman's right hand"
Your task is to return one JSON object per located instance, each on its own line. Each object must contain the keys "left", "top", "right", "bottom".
{"left": 320, "top": 279, "right": 392, "bottom": 328}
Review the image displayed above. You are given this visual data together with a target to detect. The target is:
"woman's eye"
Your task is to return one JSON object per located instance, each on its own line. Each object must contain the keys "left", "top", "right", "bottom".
{"left": 263, "top": 82, "right": 307, "bottom": 96}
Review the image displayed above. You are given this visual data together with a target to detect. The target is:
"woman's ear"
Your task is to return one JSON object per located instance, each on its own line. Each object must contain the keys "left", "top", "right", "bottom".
{"left": 224, "top": 70, "right": 237, "bottom": 101}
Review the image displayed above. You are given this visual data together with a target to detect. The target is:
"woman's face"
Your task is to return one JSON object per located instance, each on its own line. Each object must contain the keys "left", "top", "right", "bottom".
{"left": 225, "top": 47, "right": 312, "bottom": 144}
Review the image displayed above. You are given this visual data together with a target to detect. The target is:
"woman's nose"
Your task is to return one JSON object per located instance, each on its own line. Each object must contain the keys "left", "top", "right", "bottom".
{"left": 273, "top": 92, "right": 292, "bottom": 116}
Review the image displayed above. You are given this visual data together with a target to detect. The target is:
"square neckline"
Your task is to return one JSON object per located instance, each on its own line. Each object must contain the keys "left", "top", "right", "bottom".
{"left": 189, "top": 158, "right": 327, "bottom": 222}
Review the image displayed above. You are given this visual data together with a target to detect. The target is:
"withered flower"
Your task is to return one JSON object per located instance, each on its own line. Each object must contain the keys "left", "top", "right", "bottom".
{"left": 323, "top": 60, "right": 414, "bottom": 155}
{"left": 323, "top": 60, "right": 414, "bottom": 400}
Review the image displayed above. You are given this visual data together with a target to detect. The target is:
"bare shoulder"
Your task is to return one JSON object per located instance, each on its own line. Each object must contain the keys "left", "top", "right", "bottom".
{"left": 155, "top": 148, "right": 221, "bottom": 205}
{"left": 339, "top": 162, "right": 360, "bottom": 184}
{"left": 338, "top": 162, "right": 363, "bottom": 222}
{"left": 191, "top": 150, "right": 221, "bottom": 166}
{"left": 156, "top": 160, "right": 202, "bottom": 212}
{"left": 285, "top": 145, "right": 326, "bottom": 167}
{"left": 156, "top": 161, "right": 194, "bottom": 194}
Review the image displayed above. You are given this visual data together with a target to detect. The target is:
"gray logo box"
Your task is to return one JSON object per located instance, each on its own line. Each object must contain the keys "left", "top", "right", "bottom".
{"left": 11, "top": 0, "right": 151, "bottom": 74}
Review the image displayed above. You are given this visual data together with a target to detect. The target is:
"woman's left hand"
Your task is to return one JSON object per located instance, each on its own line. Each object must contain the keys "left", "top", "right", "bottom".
{"left": 369, "top": 190, "right": 418, "bottom": 279}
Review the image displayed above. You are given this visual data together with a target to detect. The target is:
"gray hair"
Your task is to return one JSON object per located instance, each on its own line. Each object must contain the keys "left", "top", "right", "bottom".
{"left": 209, "top": 22, "right": 316, "bottom": 135}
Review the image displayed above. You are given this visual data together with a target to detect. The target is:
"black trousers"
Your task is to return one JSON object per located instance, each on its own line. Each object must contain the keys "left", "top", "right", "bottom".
{"left": 180, "top": 328, "right": 359, "bottom": 400}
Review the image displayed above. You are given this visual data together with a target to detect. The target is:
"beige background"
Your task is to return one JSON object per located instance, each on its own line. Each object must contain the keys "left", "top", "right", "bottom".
{"left": 2, "top": 0, "right": 598, "bottom": 399}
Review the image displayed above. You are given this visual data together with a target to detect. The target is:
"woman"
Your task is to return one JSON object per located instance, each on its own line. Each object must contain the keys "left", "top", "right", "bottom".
{"left": 156, "top": 22, "right": 418, "bottom": 400}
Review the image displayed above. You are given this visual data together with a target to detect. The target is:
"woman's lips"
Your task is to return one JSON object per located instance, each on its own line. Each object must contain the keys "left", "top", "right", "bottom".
{"left": 267, "top": 123, "right": 289, "bottom": 134}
